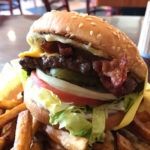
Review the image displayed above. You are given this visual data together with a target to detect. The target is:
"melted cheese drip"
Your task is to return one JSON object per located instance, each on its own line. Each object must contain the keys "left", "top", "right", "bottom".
{"left": 19, "top": 32, "right": 108, "bottom": 58}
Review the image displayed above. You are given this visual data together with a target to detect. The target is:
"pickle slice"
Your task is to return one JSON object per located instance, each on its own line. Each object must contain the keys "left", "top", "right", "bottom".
{"left": 49, "top": 68, "right": 100, "bottom": 87}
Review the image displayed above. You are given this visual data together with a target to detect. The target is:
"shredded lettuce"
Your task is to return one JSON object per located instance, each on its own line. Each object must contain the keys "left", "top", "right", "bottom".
{"left": 50, "top": 105, "right": 107, "bottom": 145}
{"left": 20, "top": 69, "right": 28, "bottom": 88}
{"left": 89, "top": 106, "right": 106, "bottom": 145}
{"left": 124, "top": 93, "right": 139, "bottom": 112}
{"left": 50, "top": 106, "right": 92, "bottom": 137}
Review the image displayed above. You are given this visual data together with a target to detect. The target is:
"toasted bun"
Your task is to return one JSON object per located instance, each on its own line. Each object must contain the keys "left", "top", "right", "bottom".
{"left": 31, "top": 10, "right": 147, "bottom": 80}
{"left": 25, "top": 98, "right": 49, "bottom": 124}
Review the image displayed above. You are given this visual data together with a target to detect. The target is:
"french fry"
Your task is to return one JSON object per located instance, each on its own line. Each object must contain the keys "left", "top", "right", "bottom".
{"left": 0, "top": 103, "right": 26, "bottom": 127}
{"left": 2, "top": 119, "right": 16, "bottom": 140}
{"left": 32, "top": 117, "right": 41, "bottom": 137}
{"left": 136, "top": 111, "right": 150, "bottom": 122}
{"left": 129, "top": 116, "right": 150, "bottom": 143}
{"left": 0, "top": 120, "right": 17, "bottom": 150}
{"left": 0, "top": 98, "right": 23, "bottom": 109}
{"left": 0, "top": 137, "right": 5, "bottom": 150}
{"left": 0, "top": 109, "right": 4, "bottom": 115}
{"left": 30, "top": 142, "right": 43, "bottom": 150}
{"left": 92, "top": 132, "right": 114, "bottom": 150}
{"left": 44, "top": 125, "right": 88, "bottom": 150}
{"left": 48, "top": 139, "right": 66, "bottom": 150}
{"left": 117, "top": 133, "right": 134, "bottom": 150}
{"left": 13, "top": 110, "right": 32, "bottom": 150}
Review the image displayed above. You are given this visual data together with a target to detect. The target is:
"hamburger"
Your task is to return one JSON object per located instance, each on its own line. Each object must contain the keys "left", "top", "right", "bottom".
{"left": 19, "top": 10, "right": 147, "bottom": 147}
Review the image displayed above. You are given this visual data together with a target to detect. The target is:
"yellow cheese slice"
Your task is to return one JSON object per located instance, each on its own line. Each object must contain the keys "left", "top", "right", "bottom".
{"left": 114, "top": 71, "right": 148, "bottom": 130}
{"left": 19, "top": 48, "right": 43, "bottom": 58}
{"left": 139, "top": 82, "right": 150, "bottom": 114}
{"left": 19, "top": 48, "right": 59, "bottom": 58}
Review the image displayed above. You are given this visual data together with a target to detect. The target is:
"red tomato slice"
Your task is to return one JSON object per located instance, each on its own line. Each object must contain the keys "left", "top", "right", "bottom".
{"left": 30, "top": 71, "right": 103, "bottom": 106}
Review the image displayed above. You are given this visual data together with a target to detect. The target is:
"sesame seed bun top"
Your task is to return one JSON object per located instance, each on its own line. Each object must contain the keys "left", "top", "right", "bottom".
{"left": 30, "top": 10, "right": 147, "bottom": 80}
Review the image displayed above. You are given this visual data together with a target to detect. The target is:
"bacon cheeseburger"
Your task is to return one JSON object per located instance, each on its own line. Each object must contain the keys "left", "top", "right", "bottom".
{"left": 19, "top": 11, "right": 147, "bottom": 147}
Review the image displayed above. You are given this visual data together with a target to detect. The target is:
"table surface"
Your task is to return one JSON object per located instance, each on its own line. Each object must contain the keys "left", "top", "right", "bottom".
{"left": 0, "top": 15, "right": 143, "bottom": 70}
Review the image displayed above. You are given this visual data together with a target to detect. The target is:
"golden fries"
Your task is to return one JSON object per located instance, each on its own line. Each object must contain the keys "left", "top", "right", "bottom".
{"left": 13, "top": 110, "right": 32, "bottom": 150}
{"left": 30, "top": 142, "right": 42, "bottom": 150}
{"left": 48, "top": 139, "right": 65, "bottom": 150}
{"left": 129, "top": 113, "right": 150, "bottom": 143}
{"left": 44, "top": 125, "right": 88, "bottom": 150}
{"left": 32, "top": 117, "right": 41, "bottom": 137}
{"left": 117, "top": 133, "right": 134, "bottom": 150}
{"left": 2, "top": 120, "right": 16, "bottom": 141}
{"left": 0, "top": 98, "right": 23, "bottom": 109}
{"left": 0, "top": 137, "right": 5, "bottom": 150}
{"left": 0, "top": 103, "right": 26, "bottom": 127}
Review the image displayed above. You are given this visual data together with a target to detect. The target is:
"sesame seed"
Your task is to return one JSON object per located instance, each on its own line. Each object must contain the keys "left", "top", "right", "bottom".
{"left": 66, "top": 26, "right": 70, "bottom": 32}
{"left": 71, "top": 11, "right": 78, "bottom": 15}
{"left": 91, "top": 22, "right": 96, "bottom": 26}
{"left": 97, "top": 34, "right": 102, "bottom": 39}
{"left": 117, "top": 34, "right": 120, "bottom": 39}
{"left": 65, "top": 33, "right": 70, "bottom": 37}
{"left": 51, "top": 10, "right": 57, "bottom": 12}
{"left": 90, "top": 30, "right": 93, "bottom": 36}
{"left": 72, "top": 16, "right": 77, "bottom": 19}
{"left": 123, "top": 37, "right": 126, "bottom": 41}
{"left": 128, "top": 44, "right": 132, "bottom": 48}
{"left": 70, "top": 34, "right": 75, "bottom": 38}
{"left": 113, "top": 32, "right": 117, "bottom": 35}
{"left": 88, "top": 42, "right": 92, "bottom": 47}
{"left": 79, "top": 23, "right": 83, "bottom": 28}
{"left": 86, "top": 18, "right": 92, "bottom": 21}
{"left": 99, "top": 18, "right": 103, "bottom": 21}
{"left": 80, "top": 13, "right": 88, "bottom": 17}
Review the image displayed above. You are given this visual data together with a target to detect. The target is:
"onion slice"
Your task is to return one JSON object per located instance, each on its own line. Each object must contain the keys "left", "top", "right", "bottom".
{"left": 36, "top": 69, "right": 116, "bottom": 101}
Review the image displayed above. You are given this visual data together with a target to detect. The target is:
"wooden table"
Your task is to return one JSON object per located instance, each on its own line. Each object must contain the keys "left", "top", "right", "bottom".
{"left": 0, "top": 15, "right": 143, "bottom": 70}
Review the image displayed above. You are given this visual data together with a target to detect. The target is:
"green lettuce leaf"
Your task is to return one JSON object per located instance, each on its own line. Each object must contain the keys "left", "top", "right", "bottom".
{"left": 20, "top": 69, "right": 28, "bottom": 88}
{"left": 50, "top": 105, "right": 107, "bottom": 145}
{"left": 50, "top": 106, "right": 92, "bottom": 137}
{"left": 89, "top": 106, "right": 106, "bottom": 145}
{"left": 124, "top": 93, "right": 139, "bottom": 112}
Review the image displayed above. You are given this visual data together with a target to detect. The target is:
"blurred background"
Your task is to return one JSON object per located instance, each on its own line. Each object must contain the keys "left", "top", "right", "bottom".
{"left": 0, "top": 0, "right": 148, "bottom": 16}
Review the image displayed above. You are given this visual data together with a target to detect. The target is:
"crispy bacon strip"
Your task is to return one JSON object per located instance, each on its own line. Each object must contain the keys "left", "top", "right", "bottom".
{"left": 41, "top": 41, "right": 72, "bottom": 57}
{"left": 93, "top": 54, "right": 128, "bottom": 88}
{"left": 58, "top": 43, "right": 72, "bottom": 57}
{"left": 41, "top": 41, "right": 58, "bottom": 53}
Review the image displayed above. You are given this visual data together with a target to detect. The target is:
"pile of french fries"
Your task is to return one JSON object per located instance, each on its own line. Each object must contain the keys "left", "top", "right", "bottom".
{"left": 0, "top": 101, "right": 88, "bottom": 150}
{"left": 0, "top": 63, "right": 89, "bottom": 150}
{"left": 0, "top": 63, "right": 150, "bottom": 150}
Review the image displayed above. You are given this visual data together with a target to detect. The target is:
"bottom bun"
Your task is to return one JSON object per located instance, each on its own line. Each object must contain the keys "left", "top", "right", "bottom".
{"left": 24, "top": 98, "right": 49, "bottom": 124}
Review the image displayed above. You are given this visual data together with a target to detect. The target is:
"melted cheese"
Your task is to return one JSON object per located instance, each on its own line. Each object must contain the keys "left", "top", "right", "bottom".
{"left": 19, "top": 32, "right": 108, "bottom": 58}
{"left": 19, "top": 48, "right": 43, "bottom": 58}
{"left": 114, "top": 71, "right": 148, "bottom": 130}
